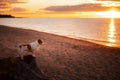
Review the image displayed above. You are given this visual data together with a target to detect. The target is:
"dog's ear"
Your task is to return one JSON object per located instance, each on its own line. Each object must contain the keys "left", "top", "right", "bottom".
{"left": 38, "top": 39, "right": 43, "bottom": 44}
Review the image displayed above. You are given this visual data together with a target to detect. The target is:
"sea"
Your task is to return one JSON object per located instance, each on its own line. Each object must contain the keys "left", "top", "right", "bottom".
{"left": 0, "top": 18, "right": 120, "bottom": 47}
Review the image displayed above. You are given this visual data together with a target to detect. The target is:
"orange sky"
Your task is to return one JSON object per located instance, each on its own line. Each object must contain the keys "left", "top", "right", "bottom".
{"left": 0, "top": 0, "right": 120, "bottom": 18}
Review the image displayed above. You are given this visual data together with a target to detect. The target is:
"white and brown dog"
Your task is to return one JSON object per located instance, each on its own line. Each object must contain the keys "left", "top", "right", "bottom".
{"left": 18, "top": 39, "right": 43, "bottom": 59}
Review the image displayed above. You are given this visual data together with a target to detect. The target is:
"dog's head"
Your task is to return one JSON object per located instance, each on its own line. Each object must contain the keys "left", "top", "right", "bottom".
{"left": 38, "top": 39, "right": 43, "bottom": 45}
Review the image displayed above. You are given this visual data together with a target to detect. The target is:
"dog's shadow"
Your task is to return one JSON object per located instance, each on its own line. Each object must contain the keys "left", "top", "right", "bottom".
{"left": 0, "top": 55, "right": 51, "bottom": 80}
{"left": 20, "top": 55, "right": 36, "bottom": 64}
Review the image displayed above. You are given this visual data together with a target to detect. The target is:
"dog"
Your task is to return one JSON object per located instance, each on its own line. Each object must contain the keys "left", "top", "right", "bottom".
{"left": 18, "top": 39, "right": 43, "bottom": 59}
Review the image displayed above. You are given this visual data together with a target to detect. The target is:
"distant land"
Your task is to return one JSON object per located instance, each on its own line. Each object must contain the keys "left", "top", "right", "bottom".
{"left": 0, "top": 15, "right": 15, "bottom": 18}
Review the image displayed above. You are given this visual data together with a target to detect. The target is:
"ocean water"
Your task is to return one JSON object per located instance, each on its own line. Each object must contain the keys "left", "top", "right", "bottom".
{"left": 0, "top": 18, "right": 120, "bottom": 47}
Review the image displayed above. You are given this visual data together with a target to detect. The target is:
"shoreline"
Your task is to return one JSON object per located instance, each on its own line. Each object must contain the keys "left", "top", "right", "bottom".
{"left": 0, "top": 18, "right": 120, "bottom": 48}
{"left": 0, "top": 25, "right": 120, "bottom": 80}
{"left": 1, "top": 24, "right": 120, "bottom": 48}
{"left": 1, "top": 25, "right": 120, "bottom": 48}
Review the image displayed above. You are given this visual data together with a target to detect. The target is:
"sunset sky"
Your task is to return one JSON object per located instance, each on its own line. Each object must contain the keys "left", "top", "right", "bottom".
{"left": 0, "top": 0, "right": 120, "bottom": 18}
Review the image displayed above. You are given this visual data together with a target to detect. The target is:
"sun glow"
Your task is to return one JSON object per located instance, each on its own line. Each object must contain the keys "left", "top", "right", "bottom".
{"left": 97, "top": 8, "right": 120, "bottom": 18}
{"left": 106, "top": 19, "right": 117, "bottom": 47}
{"left": 108, "top": 19, "right": 116, "bottom": 43}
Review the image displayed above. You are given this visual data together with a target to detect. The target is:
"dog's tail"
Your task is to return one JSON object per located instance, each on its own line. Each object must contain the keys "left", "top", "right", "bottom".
{"left": 17, "top": 44, "right": 23, "bottom": 59}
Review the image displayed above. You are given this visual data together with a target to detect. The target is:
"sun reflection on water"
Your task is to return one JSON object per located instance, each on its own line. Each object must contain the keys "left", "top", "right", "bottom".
{"left": 106, "top": 18, "right": 117, "bottom": 46}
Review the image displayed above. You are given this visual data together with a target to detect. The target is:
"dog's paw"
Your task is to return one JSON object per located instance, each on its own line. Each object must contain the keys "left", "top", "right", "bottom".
{"left": 20, "top": 57, "right": 24, "bottom": 60}
{"left": 32, "top": 54, "right": 36, "bottom": 57}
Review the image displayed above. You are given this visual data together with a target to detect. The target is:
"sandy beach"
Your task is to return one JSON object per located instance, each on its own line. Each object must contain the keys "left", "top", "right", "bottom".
{"left": 0, "top": 25, "right": 120, "bottom": 80}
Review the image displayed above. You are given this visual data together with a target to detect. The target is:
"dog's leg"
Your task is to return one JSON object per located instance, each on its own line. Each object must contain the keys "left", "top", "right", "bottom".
{"left": 19, "top": 48, "right": 24, "bottom": 60}
{"left": 20, "top": 53, "right": 24, "bottom": 60}
{"left": 32, "top": 51, "right": 36, "bottom": 57}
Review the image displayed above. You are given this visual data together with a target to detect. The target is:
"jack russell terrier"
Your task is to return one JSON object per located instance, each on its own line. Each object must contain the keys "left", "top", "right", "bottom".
{"left": 18, "top": 39, "right": 43, "bottom": 59}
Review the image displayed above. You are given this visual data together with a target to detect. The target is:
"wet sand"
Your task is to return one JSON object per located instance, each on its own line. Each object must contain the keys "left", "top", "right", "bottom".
{"left": 0, "top": 25, "right": 120, "bottom": 80}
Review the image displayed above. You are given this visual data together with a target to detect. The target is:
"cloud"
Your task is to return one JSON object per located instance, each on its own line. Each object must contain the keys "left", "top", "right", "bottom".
{"left": 96, "top": 0, "right": 120, "bottom": 1}
{"left": 0, "top": 2, "right": 10, "bottom": 9}
{"left": 0, "top": 0, "right": 26, "bottom": 14}
{"left": 0, "top": 7, "right": 27, "bottom": 15}
{"left": 0, "top": 0, "right": 26, "bottom": 10}
{"left": 45, "top": 3, "right": 111, "bottom": 12}
{"left": 0, "top": 0, "right": 25, "bottom": 3}
{"left": 10, "top": 7, "right": 27, "bottom": 12}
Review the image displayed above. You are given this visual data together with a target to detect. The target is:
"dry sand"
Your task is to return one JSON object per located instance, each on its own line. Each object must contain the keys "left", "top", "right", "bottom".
{"left": 0, "top": 25, "right": 120, "bottom": 80}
